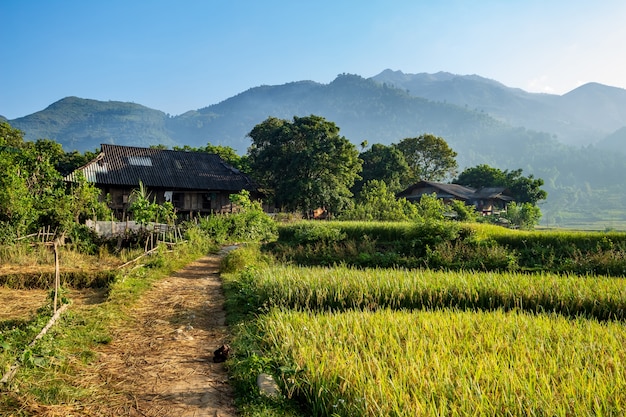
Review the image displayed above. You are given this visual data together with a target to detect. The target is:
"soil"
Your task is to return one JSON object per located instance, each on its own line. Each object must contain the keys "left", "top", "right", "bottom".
{"left": 84, "top": 249, "right": 239, "bottom": 416}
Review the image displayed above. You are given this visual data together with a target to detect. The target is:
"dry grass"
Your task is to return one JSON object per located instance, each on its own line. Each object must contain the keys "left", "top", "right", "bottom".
{"left": 0, "top": 288, "right": 48, "bottom": 321}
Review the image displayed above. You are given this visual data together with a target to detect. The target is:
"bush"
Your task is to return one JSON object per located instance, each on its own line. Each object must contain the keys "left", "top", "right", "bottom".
{"left": 502, "top": 202, "right": 542, "bottom": 230}
{"left": 448, "top": 200, "right": 479, "bottom": 222}
{"left": 220, "top": 244, "right": 271, "bottom": 274}
{"left": 340, "top": 180, "right": 420, "bottom": 221}
{"left": 197, "top": 191, "right": 277, "bottom": 244}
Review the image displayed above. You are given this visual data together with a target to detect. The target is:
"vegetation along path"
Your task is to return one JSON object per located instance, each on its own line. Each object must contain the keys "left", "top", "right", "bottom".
{"left": 89, "top": 249, "right": 239, "bottom": 416}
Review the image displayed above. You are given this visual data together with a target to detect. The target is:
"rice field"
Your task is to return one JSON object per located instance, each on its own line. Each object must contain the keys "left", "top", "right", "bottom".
{"left": 234, "top": 265, "right": 626, "bottom": 320}
{"left": 226, "top": 258, "right": 626, "bottom": 416}
{"left": 258, "top": 308, "right": 626, "bottom": 416}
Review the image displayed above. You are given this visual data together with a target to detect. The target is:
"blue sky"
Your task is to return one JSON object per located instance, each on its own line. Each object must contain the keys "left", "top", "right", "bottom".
{"left": 2, "top": 0, "right": 625, "bottom": 119}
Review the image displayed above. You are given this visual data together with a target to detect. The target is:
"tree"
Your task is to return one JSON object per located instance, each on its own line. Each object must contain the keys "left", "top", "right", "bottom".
{"left": 0, "top": 124, "right": 110, "bottom": 240}
{"left": 394, "top": 134, "right": 458, "bottom": 182}
{"left": 455, "top": 164, "right": 547, "bottom": 205}
{"left": 503, "top": 202, "right": 542, "bottom": 230}
{"left": 354, "top": 143, "right": 410, "bottom": 195}
{"left": 0, "top": 122, "right": 24, "bottom": 148}
{"left": 247, "top": 115, "right": 362, "bottom": 216}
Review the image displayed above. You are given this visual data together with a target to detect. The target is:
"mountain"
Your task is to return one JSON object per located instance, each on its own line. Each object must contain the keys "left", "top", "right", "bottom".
{"left": 371, "top": 69, "right": 626, "bottom": 147}
{"left": 10, "top": 75, "right": 517, "bottom": 164}
{"left": 10, "top": 97, "right": 178, "bottom": 151}
{"left": 597, "top": 126, "right": 626, "bottom": 154}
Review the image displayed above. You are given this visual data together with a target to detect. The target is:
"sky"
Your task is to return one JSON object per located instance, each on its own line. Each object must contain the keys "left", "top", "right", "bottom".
{"left": 2, "top": 0, "right": 626, "bottom": 120}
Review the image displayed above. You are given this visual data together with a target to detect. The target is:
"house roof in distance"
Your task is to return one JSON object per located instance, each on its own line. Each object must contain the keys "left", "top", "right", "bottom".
{"left": 397, "top": 180, "right": 513, "bottom": 202}
{"left": 67, "top": 144, "right": 256, "bottom": 191}
{"left": 397, "top": 180, "right": 476, "bottom": 200}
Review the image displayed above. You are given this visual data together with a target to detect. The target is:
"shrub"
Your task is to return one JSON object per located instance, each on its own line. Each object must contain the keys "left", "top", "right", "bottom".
{"left": 197, "top": 191, "right": 277, "bottom": 244}
{"left": 340, "top": 180, "right": 420, "bottom": 221}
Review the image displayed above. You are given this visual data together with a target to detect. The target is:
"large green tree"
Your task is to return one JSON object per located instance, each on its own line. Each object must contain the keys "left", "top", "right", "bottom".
{"left": 247, "top": 115, "right": 362, "bottom": 215}
{"left": 354, "top": 143, "right": 410, "bottom": 195}
{"left": 394, "top": 134, "right": 458, "bottom": 182}
{"left": 454, "top": 164, "right": 547, "bottom": 205}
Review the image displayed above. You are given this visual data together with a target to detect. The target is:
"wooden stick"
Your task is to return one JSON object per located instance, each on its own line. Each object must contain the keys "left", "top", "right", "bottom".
{"left": 117, "top": 246, "right": 160, "bottom": 270}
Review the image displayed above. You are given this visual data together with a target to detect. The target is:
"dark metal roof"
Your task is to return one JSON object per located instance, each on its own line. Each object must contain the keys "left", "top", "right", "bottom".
{"left": 397, "top": 181, "right": 514, "bottom": 202}
{"left": 397, "top": 180, "right": 477, "bottom": 200}
{"left": 473, "top": 187, "right": 514, "bottom": 201}
{"left": 67, "top": 144, "right": 256, "bottom": 191}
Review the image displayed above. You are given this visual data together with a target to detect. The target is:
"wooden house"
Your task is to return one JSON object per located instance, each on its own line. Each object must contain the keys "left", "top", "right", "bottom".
{"left": 66, "top": 144, "right": 259, "bottom": 219}
{"left": 397, "top": 180, "right": 514, "bottom": 215}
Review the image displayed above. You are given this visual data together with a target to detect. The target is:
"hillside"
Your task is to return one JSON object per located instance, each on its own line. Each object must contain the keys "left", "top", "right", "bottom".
{"left": 10, "top": 97, "right": 178, "bottom": 151}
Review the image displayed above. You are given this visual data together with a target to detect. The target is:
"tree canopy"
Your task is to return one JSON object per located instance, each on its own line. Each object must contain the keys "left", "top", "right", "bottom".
{"left": 454, "top": 164, "right": 547, "bottom": 205}
{"left": 394, "top": 134, "right": 458, "bottom": 183}
{"left": 247, "top": 115, "right": 362, "bottom": 215}
{"left": 354, "top": 143, "right": 410, "bottom": 195}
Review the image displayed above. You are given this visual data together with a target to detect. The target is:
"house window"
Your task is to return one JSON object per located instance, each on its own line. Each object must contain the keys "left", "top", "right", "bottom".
{"left": 202, "top": 193, "right": 212, "bottom": 210}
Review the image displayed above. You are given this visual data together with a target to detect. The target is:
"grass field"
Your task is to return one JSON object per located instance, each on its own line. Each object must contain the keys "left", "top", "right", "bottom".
{"left": 225, "top": 247, "right": 626, "bottom": 416}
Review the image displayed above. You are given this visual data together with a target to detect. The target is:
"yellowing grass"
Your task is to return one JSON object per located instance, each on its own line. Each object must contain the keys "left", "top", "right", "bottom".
{"left": 242, "top": 265, "right": 626, "bottom": 320}
{"left": 259, "top": 308, "right": 626, "bottom": 416}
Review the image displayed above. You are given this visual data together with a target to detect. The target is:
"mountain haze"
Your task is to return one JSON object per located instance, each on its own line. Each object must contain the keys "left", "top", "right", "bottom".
{"left": 371, "top": 69, "right": 626, "bottom": 149}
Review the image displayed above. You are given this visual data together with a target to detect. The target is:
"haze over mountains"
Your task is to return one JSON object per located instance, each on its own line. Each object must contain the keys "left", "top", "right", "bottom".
{"left": 5, "top": 70, "right": 626, "bottom": 228}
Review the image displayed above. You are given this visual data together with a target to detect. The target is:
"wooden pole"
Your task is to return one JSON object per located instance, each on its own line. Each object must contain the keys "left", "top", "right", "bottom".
{"left": 53, "top": 240, "right": 60, "bottom": 314}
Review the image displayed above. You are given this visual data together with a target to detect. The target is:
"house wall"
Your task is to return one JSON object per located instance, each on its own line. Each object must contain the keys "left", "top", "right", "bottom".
{"left": 100, "top": 186, "right": 239, "bottom": 219}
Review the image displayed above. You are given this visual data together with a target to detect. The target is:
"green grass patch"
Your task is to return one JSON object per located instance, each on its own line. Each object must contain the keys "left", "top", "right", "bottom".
{"left": 270, "top": 220, "right": 626, "bottom": 274}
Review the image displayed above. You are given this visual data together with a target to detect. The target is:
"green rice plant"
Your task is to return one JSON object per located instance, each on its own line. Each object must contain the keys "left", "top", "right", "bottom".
{"left": 256, "top": 308, "right": 626, "bottom": 416}
{"left": 229, "top": 265, "right": 626, "bottom": 321}
{"left": 277, "top": 221, "right": 416, "bottom": 244}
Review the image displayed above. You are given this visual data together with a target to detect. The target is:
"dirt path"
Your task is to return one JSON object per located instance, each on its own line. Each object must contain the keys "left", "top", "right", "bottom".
{"left": 89, "top": 250, "right": 239, "bottom": 416}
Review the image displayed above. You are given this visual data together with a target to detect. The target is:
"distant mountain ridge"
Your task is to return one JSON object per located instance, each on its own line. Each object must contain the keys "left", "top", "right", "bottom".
{"left": 9, "top": 70, "right": 626, "bottom": 157}
{"left": 371, "top": 69, "right": 626, "bottom": 147}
